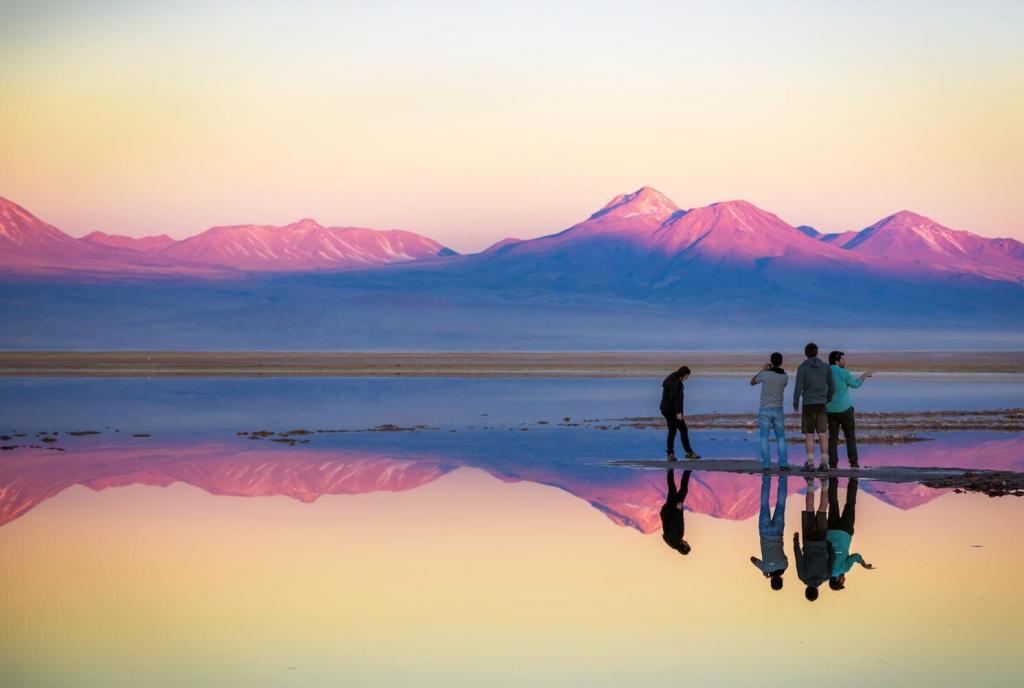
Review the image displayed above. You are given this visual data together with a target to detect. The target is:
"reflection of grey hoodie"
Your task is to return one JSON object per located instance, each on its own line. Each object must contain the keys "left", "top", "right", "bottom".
{"left": 793, "top": 357, "right": 835, "bottom": 407}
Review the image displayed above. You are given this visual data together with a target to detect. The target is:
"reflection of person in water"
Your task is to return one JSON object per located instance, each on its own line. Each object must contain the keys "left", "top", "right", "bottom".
{"left": 794, "top": 477, "right": 833, "bottom": 601}
{"left": 751, "top": 474, "right": 789, "bottom": 590}
{"left": 661, "top": 467, "right": 692, "bottom": 555}
{"left": 827, "top": 477, "right": 875, "bottom": 590}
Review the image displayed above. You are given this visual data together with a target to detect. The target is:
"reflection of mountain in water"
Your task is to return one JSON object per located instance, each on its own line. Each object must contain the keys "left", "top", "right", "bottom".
{"left": 2, "top": 437, "right": 1022, "bottom": 531}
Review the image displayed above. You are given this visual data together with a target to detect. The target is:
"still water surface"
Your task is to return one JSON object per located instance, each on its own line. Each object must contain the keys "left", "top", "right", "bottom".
{"left": 1, "top": 376, "right": 1022, "bottom": 687}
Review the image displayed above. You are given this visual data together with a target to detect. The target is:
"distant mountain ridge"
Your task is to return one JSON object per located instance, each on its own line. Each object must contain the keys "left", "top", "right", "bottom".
{"left": 82, "top": 231, "right": 178, "bottom": 253}
{"left": 0, "top": 196, "right": 456, "bottom": 275}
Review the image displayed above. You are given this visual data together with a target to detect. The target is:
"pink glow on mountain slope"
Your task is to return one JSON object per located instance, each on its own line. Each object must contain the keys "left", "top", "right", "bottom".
{"left": 835, "top": 211, "right": 1024, "bottom": 281}
{"left": 160, "top": 218, "right": 453, "bottom": 271}
{"left": 82, "top": 231, "right": 178, "bottom": 252}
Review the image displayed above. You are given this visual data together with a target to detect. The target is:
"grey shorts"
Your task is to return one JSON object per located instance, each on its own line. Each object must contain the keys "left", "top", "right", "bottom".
{"left": 801, "top": 403, "right": 828, "bottom": 434}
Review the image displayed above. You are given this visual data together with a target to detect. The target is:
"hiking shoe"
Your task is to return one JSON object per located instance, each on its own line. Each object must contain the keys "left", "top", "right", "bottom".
{"left": 685, "top": 451, "right": 701, "bottom": 460}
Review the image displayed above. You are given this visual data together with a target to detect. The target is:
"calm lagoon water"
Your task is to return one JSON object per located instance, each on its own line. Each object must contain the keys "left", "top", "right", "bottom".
{"left": 1, "top": 376, "right": 1022, "bottom": 687}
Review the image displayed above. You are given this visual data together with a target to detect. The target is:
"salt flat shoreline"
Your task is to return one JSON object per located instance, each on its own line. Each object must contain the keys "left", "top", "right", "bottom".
{"left": 1, "top": 351, "right": 1022, "bottom": 376}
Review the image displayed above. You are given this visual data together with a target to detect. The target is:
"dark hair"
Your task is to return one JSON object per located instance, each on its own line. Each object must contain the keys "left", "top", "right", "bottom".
{"left": 805, "top": 586, "right": 819, "bottom": 601}
{"left": 675, "top": 366, "right": 691, "bottom": 378}
{"left": 770, "top": 352, "right": 783, "bottom": 367}
{"left": 804, "top": 343, "right": 818, "bottom": 358}
{"left": 662, "top": 535, "right": 690, "bottom": 556}
{"left": 770, "top": 572, "right": 784, "bottom": 590}
{"left": 828, "top": 350, "right": 844, "bottom": 365}
{"left": 829, "top": 577, "right": 845, "bottom": 591}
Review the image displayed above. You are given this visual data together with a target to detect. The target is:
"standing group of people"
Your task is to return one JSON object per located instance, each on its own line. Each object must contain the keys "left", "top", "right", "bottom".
{"left": 661, "top": 343, "right": 873, "bottom": 471}
{"left": 753, "top": 342, "right": 873, "bottom": 471}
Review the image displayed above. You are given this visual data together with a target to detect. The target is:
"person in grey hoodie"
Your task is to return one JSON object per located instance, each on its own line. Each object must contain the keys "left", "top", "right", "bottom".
{"left": 794, "top": 477, "right": 834, "bottom": 602}
{"left": 792, "top": 342, "right": 835, "bottom": 471}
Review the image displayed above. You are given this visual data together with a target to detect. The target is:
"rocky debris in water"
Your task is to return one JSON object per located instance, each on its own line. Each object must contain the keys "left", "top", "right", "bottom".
{"left": 924, "top": 471, "right": 1024, "bottom": 497}
{"left": 68, "top": 430, "right": 101, "bottom": 436}
{"left": 0, "top": 435, "right": 11, "bottom": 441}
{"left": 41, "top": 437, "right": 57, "bottom": 444}
{"left": 131, "top": 433, "right": 151, "bottom": 438}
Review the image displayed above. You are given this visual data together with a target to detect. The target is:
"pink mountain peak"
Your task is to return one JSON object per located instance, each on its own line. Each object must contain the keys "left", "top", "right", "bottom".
{"left": 650, "top": 198, "right": 844, "bottom": 261}
{"left": 285, "top": 217, "right": 325, "bottom": 231}
{"left": 590, "top": 186, "right": 679, "bottom": 221}
{"left": 849, "top": 210, "right": 983, "bottom": 256}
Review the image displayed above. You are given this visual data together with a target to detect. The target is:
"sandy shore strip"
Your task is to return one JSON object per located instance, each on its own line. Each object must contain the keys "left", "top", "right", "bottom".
{"left": 0, "top": 351, "right": 1022, "bottom": 377}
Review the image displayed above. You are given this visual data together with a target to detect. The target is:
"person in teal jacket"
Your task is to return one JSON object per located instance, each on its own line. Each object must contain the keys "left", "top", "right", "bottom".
{"left": 826, "top": 351, "right": 873, "bottom": 468}
{"left": 826, "top": 477, "right": 875, "bottom": 591}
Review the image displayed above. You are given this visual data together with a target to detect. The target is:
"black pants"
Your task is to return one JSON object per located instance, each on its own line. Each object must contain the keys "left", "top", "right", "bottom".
{"left": 663, "top": 412, "right": 694, "bottom": 454}
{"left": 827, "top": 476, "right": 858, "bottom": 535}
{"left": 827, "top": 407, "right": 858, "bottom": 467}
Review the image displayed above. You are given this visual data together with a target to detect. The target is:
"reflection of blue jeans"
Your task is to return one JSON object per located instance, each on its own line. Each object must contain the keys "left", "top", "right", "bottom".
{"left": 759, "top": 474, "right": 788, "bottom": 536}
{"left": 758, "top": 407, "right": 788, "bottom": 467}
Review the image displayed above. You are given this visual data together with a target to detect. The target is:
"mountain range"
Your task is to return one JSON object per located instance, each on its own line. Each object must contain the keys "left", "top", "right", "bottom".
{"left": 3, "top": 188, "right": 1022, "bottom": 281}
{"left": 2, "top": 188, "right": 1022, "bottom": 349}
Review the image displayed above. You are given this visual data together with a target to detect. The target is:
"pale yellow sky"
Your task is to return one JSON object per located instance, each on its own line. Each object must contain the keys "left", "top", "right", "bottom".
{"left": 1, "top": 1, "right": 1021, "bottom": 251}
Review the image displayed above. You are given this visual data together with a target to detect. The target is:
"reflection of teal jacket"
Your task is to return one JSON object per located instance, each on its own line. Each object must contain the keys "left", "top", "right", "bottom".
{"left": 828, "top": 529, "right": 864, "bottom": 576}
{"left": 827, "top": 365, "right": 862, "bottom": 413}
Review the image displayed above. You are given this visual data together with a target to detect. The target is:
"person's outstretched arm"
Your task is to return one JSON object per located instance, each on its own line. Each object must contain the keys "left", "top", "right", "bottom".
{"left": 751, "top": 364, "right": 768, "bottom": 386}
{"left": 846, "top": 368, "right": 864, "bottom": 389}
{"left": 793, "top": 532, "right": 805, "bottom": 580}
{"left": 793, "top": 365, "right": 804, "bottom": 410}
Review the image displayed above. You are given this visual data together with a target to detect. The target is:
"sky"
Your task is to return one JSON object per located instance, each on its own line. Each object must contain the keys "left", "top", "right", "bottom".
{"left": 1, "top": 0, "right": 1022, "bottom": 252}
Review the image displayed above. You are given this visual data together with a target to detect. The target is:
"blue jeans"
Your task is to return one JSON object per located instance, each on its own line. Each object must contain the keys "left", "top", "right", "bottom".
{"left": 759, "top": 474, "right": 788, "bottom": 536}
{"left": 758, "top": 407, "right": 788, "bottom": 467}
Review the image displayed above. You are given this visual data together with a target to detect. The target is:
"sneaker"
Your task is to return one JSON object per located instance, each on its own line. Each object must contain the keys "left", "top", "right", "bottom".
{"left": 685, "top": 451, "right": 701, "bottom": 460}
{"left": 780, "top": 465, "right": 792, "bottom": 472}
{"left": 802, "top": 460, "right": 814, "bottom": 472}
{"left": 666, "top": 451, "right": 678, "bottom": 461}
{"left": 818, "top": 462, "right": 829, "bottom": 472}
{"left": 849, "top": 463, "right": 860, "bottom": 470}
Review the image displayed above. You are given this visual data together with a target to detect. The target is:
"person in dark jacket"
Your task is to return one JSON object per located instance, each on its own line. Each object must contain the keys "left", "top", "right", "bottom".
{"left": 793, "top": 343, "right": 835, "bottom": 471}
{"left": 660, "top": 467, "right": 692, "bottom": 555}
{"left": 794, "top": 476, "right": 833, "bottom": 602}
{"left": 661, "top": 366, "right": 700, "bottom": 459}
